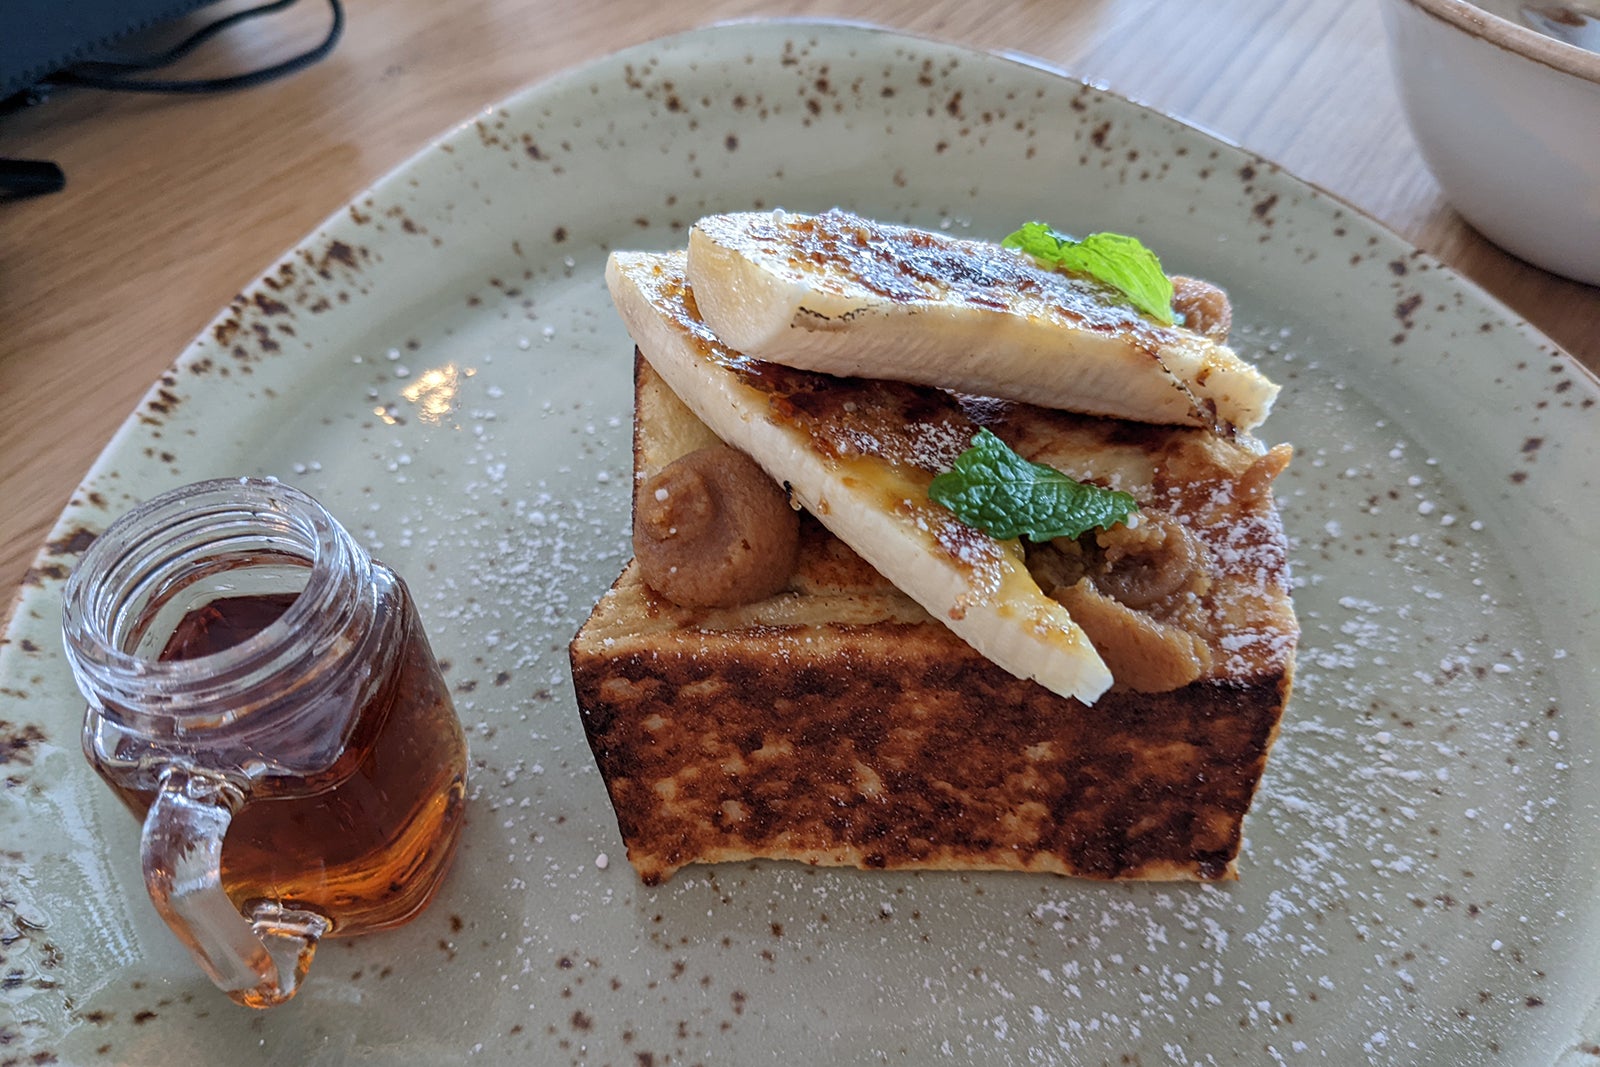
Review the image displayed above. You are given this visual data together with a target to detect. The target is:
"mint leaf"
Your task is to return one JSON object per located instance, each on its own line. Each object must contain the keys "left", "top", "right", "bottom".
{"left": 929, "top": 429, "right": 1139, "bottom": 541}
{"left": 1001, "top": 222, "right": 1176, "bottom": 326}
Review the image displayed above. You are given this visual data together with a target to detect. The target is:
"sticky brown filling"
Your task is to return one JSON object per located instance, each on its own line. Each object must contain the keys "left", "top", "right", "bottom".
{"left": 1170, "top": 275, "right": 1233, "bottom": 343}
{"left": 634, "top": 444, "right": 800, "bottom": 608}
{"left": 1027, "top": 512, "right": 1214, "bottom": 694}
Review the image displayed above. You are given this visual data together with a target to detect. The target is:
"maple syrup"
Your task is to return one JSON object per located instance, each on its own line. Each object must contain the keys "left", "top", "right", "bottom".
{"left": 64, "top": 478, "right": 470, "bottom": 1004}
{"left": 109, "top": 589, "right": 469, "bottom": 933}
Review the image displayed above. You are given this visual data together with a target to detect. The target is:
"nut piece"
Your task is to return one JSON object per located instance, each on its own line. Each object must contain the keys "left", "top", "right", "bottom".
{"left": 1171, "top": 275, "right": 1233, "bottom": 342}
{"left": 634, "top": 445, "right": 800, "bottom": 608}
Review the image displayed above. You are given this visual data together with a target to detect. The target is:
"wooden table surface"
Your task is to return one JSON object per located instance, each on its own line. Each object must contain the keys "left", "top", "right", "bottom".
{"left": 3, "top": 0, "right": 1598, "bottom": 623}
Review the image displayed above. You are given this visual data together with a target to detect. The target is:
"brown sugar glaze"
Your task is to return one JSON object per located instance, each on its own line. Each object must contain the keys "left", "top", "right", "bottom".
{"left": 113, "top": 590, "right": 468, "bottom": 936}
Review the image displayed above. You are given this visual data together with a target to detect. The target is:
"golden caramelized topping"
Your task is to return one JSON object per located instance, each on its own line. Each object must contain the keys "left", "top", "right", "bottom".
{"left": 623, "top": 255, "right": 1027, "bottom": 600}
{"left": 693, "top": 208, "right": 1177, "bottom": 345}
{"left": 1236, "top": 443, "right": 1294, "bottom": 503}
{"left": 995, "top": 400, "right": 1296, "bottom": 691}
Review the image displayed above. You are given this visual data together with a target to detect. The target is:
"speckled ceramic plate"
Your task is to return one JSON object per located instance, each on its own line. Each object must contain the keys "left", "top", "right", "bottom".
{"left": 3, "top": 19, "right": 1598, "bottom": 1067}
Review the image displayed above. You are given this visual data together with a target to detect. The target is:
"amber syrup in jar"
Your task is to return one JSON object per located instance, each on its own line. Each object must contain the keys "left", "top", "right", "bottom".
{"left": 64, "top": 479, "right": 469, "bottom": 956}
{"left": 124, "top": 587, "right": 468, "bottom": 932}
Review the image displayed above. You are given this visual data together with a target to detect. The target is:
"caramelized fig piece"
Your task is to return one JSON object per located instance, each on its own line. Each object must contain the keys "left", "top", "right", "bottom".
{"left": 1092, "top": 512, "right": 1207, "bottom": 611}
{"left": 1171, "top": 275, "right": 1233, "bottom": 343}
{"left": 1051, "top": 579, "right": 1212, "bottom": 693}
{"left": 634, "top": 444, "right": 799, "bottom": 608}
{"left": 1235, "top": 443, "right": 1294, "bottom": 503}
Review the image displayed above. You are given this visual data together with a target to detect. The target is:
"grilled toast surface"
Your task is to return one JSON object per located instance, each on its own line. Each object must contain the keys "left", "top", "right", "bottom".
{"left": 570, "top": 360, "right": 1297, "bottom": 885}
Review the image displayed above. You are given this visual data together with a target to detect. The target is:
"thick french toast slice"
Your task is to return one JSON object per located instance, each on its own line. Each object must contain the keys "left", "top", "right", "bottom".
{"left": 568, "top": 360, "right": 1297, "bottom": 886}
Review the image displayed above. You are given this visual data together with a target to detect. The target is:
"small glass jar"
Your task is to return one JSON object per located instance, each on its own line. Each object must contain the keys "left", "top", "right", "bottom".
{"left": 61, "top": 478, "right": 467, "bottom": 1008}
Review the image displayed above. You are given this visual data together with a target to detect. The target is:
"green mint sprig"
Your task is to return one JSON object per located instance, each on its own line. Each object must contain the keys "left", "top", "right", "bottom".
{"left": 928, "top": 429, "right": 1139, "bottom": 541}
{"left": 1002, "top": 222, "right": 1176, "bottom": 326}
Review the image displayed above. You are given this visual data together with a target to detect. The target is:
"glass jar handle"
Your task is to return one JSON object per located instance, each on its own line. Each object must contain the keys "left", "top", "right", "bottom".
{"left": 140, "top": 766, "right": 330, "bottom": 1008}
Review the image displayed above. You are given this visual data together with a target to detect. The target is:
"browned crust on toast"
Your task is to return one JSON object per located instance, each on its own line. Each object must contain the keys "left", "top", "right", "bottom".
{"left": 573, "top": 563, "right": 1289, "bottom": 886}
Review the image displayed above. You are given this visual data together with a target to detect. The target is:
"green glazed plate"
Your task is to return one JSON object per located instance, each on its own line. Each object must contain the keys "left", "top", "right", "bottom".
{"left": 3, "top": 19, "right": 1597, "bottom": 1066}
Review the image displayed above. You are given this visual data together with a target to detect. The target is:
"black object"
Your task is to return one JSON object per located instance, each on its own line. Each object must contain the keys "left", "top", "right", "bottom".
{"left": 0, "top": 158, "right": 66, "bottom": 199}
{"left": 0, "top": 0, "right": 344, "bottom": 200}
{"left": 2, "top": 0, "right": 342, "bottom": 102}
{"left": 2, "top": 0, "right": 226, "bottom": 102}
{"left": 41, "top": 0, "right": 345, "bottom": 96}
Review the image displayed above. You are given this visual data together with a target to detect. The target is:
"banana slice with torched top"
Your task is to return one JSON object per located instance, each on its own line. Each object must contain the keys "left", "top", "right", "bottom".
{"left": 606, "top": 249, "right": 1115, "bottom": 706}
{"left": 685, "top": 209, "right": 1278, "bottom": 434}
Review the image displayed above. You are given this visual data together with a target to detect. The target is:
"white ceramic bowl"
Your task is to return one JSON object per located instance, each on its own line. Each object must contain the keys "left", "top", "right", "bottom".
{"left": 1380, "top": 0, "right": 1600, "bottom": 285}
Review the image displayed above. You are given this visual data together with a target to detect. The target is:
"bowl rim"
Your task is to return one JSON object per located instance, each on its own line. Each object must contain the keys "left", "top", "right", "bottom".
{"left": 1399, "top": 0, "right": 1600, "bottom": 83}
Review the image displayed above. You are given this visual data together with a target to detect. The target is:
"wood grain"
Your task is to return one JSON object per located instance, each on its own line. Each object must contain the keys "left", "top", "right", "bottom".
{"left": 2, "top": 0, "right": 1596, "bottom": 620}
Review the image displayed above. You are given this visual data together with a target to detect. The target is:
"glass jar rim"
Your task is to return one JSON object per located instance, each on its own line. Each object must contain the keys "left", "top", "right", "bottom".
{"left": 61, "top": 477, "right": 372, "bottom": 718}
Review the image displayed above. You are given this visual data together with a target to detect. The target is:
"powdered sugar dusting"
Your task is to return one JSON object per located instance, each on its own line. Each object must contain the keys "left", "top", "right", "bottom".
{"left": 389, "top": 297, "right": 1578, "bottom": 1066}
{"left": 170, "top": 294, "right": 1576, "bottom": 1067}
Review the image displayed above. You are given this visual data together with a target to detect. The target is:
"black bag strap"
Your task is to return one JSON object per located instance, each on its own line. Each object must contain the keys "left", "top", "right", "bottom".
{"left": 1, "top": 0, "right": 343, "bottom": 199}
{"left": 42, "top": 0, "right": 344, "bottom": 95}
